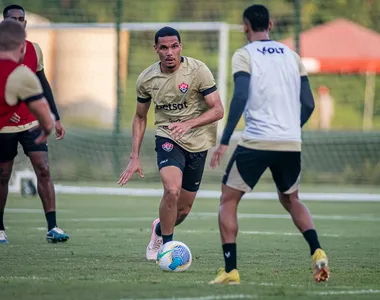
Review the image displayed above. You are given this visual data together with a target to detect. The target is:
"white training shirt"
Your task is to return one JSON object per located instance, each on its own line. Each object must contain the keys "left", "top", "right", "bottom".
{"left": 232, "top": 40, "right": 307, "bottom": 151}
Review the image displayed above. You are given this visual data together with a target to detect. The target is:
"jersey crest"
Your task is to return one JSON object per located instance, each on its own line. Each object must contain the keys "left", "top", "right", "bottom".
{"left": 162, "top": 142, "right": 174, "bottom": 152}
{"left": 178, "top": 82, "right": 189, "bottom": 94}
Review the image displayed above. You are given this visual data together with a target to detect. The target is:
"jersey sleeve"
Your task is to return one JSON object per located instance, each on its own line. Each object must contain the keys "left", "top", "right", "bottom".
{"left": 5, "top": 66, "right": 44, "bottom": 106}
{"left": 136, "top": 71, "right": 151, "bottom": 103}
{"left": 196, "top": 64, "right": 217, "bottom": 96}
{"left": 232, "top": 48, "right": 251, "bottom": 75}
{"left": 32, "top": 42, "right": 44, "bottom": 72}
{"left": 292, "top": 51, "right": 308, "bottom": 77}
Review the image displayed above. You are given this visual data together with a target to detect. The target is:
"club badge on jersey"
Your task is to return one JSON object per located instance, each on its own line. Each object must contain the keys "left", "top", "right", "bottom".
{"left": 178, "top": 82, "right": 189, "bottom": 94}
{"left": 162, "top": 142, "right": 174, "bottom": 152}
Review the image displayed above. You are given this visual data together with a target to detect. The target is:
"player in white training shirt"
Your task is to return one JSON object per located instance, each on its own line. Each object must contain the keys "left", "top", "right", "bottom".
{"left": 209, "top": 4, "right": 330, "bottom": 285}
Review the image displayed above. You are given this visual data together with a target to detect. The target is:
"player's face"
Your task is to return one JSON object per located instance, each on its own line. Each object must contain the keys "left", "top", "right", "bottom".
{"left": 154, "top": 36, "right": 182, "bottom": 70}
{"left": 5, "top": 9, "right": 26, "bottom": 28}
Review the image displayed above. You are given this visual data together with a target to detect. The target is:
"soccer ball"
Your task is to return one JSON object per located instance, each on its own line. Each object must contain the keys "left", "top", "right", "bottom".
{"left": 156, "top": 241, "right": 192, "bottom": 272}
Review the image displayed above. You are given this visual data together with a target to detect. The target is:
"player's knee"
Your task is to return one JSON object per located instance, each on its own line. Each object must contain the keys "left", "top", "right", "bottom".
{"left": 35, "top": 163, "right": 51, "bottom": 180}
{"left": 163, "top": 186, "right": 181, "bottom": 203}
{"left": 220, "top": 192, "right": 234, "bottom": 205}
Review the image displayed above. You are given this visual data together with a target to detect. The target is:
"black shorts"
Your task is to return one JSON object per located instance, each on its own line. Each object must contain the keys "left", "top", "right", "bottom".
{"left": 155, "top": 136, "right": 207, "bottom": 192}
{"left": 223, "top": 145, "right": 301, "bottom": 194}
{"left": 0, "top": 128, "right": 48, "bottom": 163}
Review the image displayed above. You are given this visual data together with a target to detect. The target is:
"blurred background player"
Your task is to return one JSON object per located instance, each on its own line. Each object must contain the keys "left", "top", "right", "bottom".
{"left": 0, "top": 19, "right": 57, "bottom": 243}
{"left": 209, "top": 4, "right": 329, "bottom": 284}
{"left": 118, "top": 27, "right": 224, "bottom": 260}
{"left": 0, "top": 4, "right": 69, "bottom": 244}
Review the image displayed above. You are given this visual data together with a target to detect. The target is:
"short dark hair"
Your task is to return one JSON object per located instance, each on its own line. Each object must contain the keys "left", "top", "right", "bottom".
{"left": 3, "top": 4, "right": 25, "bottom": 19}
{"left": 243, "top": 4, "right": 270, "bottom": 32}
{"left": 154, "top": 27, "right": 181, "bottom": 45}
{"left": 0, "top": 18, "right": 26, "bottom": 51}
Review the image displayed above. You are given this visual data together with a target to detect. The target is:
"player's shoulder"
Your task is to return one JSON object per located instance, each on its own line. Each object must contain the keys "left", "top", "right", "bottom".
{"left": 137, "top": 62, "right": 160, "bottom": 84}
{"left": 234, "top": 47, "right": 249, "bottom": 55}
{"left": 232, "top": 47, "right": 250, "bottom": 61}
{"left": 12, "top": 65, "right": 36, "bottom": 78}
{"left": 28, "top": 40, "right": 42, "bottom": 52}
{"left": 8, "top": 65, "right": 38, "bottom": 86}
{"left": 30, "top": 41, "right": 40, "bottom": 48}
{"left": 182, "top": 56, "right": 209, "bottom": 72}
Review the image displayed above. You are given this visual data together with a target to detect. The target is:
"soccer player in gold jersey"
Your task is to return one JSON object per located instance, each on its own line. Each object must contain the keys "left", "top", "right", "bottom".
{"left": 118, "top": 27, "right": 224, "bottom": 260}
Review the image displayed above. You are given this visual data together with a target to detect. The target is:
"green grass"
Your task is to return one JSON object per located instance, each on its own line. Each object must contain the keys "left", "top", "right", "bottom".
{"left": 1, "top": 193, "right": 380, "bottom": 299}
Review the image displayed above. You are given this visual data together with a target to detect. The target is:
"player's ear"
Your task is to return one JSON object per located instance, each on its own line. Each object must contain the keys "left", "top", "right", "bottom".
{"left": 21, "top": 41, "right": 26, "bottom": 54}
{"left": 243, "top": 19, "right": 249, "bottom": 34}
{"left": 268, "top": 21, "right": 273, "bottom": 32}
{"left": 154, "top": 44, "right": 159, "bottom": 53}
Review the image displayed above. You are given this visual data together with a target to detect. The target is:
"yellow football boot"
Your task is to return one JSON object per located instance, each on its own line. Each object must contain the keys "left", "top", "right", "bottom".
{"left": 209, "top": 268, "right": 240, "bottom": 285}
{"left": 312, "top": 248, "right": 330, "bottom": 283}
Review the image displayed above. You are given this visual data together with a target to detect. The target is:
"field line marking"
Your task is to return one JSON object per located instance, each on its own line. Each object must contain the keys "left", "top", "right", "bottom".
{"left": 6, "top": 213, "right": 380, "bottom": 223}
{"left": 29, "top": 227, "right": 340, "bottom": 237}
{"left": 191, "top": 212, "right": 380, "bottom": 222}
{"left": 311, "top": 289, "right": 380, "bottom": 296}
{"left": 48, "top": 185, "right": 380, "bottom": 202}
{"left": 121, "top": 295, "right": 257, "bottom": 300}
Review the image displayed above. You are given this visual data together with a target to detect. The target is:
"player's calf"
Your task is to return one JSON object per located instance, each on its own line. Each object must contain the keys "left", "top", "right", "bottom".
{"left": 0, "top": 161, "right": 13, "bottom": 234}
{"left": 278, "top": 191, "right": 328, "bottom": 282}
{"left": 175, "top": 211, "right": 188, "bottom": 226}
{"left": 175, "top": 188, "right": 197, "bottom": 226}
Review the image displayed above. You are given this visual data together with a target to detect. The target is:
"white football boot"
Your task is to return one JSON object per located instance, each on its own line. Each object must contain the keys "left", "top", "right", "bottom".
{"left": 146, "top": 218, "right": 163, "bottom": 261}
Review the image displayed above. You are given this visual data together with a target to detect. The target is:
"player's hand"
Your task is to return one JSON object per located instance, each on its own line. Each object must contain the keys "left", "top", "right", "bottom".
{"left": 210, "top": 144, "right": 228, "bottom": 169}
{"left": 117, "top": 157, "right": 144, "bottom": 186}
{"left": 168, "top": 121, "right": 193, "bottom": 140}
{"left": 34, "top": 129, "right": 50, "bottom": 145}
{"left": 55, "top": 120, "right": 65, "bottom": 140}
{"left": 9, "top": 113, "right": 20, "bottom": 123}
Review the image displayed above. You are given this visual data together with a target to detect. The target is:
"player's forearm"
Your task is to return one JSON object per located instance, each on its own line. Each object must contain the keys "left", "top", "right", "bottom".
{"left": 300, "top": 76, "right": 315, "bottom": 127}
{"left": 27, "top": 98, "right": 55, "bottom": 134}
{"left": 36, "top": 70, "right": 60, "bottom": 121}
{"left": 130, "top": 114, "right": 147, "bottom": 159}
{"left": 187, "top": 104, "right": 224, "bottom": 129}
{"left": 220, "top": 72, "right": 250, "bottom": 145}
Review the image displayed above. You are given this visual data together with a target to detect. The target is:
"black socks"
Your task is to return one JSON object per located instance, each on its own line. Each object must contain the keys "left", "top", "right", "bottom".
{"left": 45, "top": 211, "right": 57, "bottom": 231}
{"left": 162, "top": 234, "right": 173, "bottom": 244}
{"left": 222, "top": 243, "right": 237, "bottom": 272}
{"left": 303, "top": 229, "right": 321, "bottom": 255}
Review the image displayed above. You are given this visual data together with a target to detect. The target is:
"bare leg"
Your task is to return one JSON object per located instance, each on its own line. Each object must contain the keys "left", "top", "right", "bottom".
{"left": 28, "top": 152, "right": 56, "bottom": 230}
{"left": 159, "top": 166, "right": 182, "bottom": 242}
{"left": 278, "top": 190, "right": 315, "bottom": 232}
{"left": 175, "top": 188, "right": 197, "bottom": 226}
{"left": 219, "top": 184, "right": 244, "bottom": 244}
{"left": 219, "top": 184, "right": 244, "bottom": 272}
{"left": 0, "top": 160, "right": 14, "bottom": 230}
{"left": 278, "top": 190, "right": 321, "bottom": 255}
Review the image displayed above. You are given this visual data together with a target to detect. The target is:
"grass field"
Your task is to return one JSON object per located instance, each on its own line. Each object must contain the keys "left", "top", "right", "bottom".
{"left": 1, "top": 191, "right": 380, "bottom": 300}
